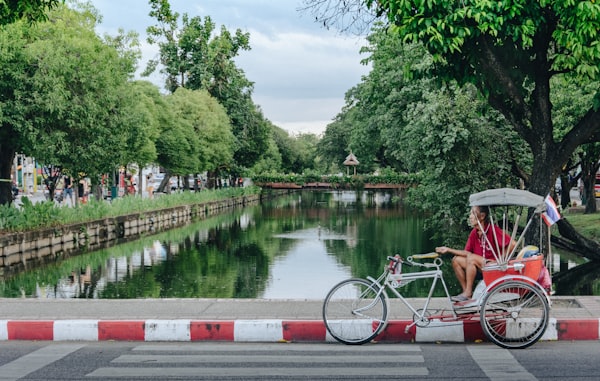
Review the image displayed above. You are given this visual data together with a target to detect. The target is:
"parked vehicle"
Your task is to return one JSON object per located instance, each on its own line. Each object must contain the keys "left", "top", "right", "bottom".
{"left": 149, "top": 174, "right": 179, "bottom": 193}
{"left": 595, "top": 174, "right": 600, "bottom": 198}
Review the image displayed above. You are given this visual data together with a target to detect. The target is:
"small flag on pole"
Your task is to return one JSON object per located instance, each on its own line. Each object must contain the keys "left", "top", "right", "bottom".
{"left": 542, "top": 195, "right": 561, "bottom": 226}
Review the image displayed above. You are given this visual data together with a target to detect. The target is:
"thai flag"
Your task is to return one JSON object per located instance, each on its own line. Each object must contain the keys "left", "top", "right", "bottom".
{"left": 542, "top": 195, "right": 561, "bottom": 226}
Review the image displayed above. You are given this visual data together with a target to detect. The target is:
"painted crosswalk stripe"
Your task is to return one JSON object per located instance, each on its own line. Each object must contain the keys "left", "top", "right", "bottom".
{"left": 88, "top": 344, "right": 428, "bottom": 378}
{"left": 87, "top": 366, "right": 429, "bottom": 378}
{"left": 132, "top": 343, "right": 422, "bottom": 352}
{"left": 468, "top": 346, "right": 537, "bottom": 381}
{"left": 0, "top": 344, "right": 84, "bottom": 381}
{"left": 112, "top": 354, "right": 424, "bottom": 364}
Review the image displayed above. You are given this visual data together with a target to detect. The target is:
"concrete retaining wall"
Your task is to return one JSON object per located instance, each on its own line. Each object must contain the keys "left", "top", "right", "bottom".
{"left": 0, "top": 193, "right": 266, "bottom": 275}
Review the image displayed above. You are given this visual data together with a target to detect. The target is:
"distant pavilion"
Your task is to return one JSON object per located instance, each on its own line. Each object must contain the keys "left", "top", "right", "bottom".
{"left": 343, "top": 152, "right": 359, "bottom": 175}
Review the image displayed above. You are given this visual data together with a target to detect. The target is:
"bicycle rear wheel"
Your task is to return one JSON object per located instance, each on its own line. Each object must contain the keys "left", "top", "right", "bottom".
{"left": 480, "top": 280, "right": 550, "bottom": 349}
{"left": 323, "top": 278, "right": 388, "bottom": 345}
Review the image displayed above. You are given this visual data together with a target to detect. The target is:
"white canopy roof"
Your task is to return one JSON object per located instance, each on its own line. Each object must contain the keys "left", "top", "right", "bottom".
{"left": 469, "top": 188, "right": 545, "bottom": 208}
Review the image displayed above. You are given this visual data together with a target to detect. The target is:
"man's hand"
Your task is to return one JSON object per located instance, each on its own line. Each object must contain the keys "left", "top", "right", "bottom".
{"left": 435, "top": 246, "right": 450, "bottom": 254}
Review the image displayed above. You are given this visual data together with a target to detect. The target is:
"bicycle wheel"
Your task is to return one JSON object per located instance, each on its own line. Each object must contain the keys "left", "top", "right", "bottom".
{"left": 480, "top": 280, "right": 550, "bottom": 349}
{"left": 322, "top": 278, "right": 388, "bottom": 345}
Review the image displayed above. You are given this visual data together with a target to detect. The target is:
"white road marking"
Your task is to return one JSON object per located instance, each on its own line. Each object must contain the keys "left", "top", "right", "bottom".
{"left": 468, "top": 346, "right": 537, "bottom": 381}
{"left": 0, "top": 344, "right": 85, "bottom": 381}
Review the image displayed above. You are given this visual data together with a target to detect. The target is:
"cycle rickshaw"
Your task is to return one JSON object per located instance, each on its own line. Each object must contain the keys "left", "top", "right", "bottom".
{"left": 323, "top": 188, "right": 553, "bottom": 349}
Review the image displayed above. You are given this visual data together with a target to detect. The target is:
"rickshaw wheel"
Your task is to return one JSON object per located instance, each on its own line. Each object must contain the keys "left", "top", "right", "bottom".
{"left": 480, "top": 280, "right": 549, "bottom": 349}
{"left": 322, "top": 278, "right": 388, "bottom": 345}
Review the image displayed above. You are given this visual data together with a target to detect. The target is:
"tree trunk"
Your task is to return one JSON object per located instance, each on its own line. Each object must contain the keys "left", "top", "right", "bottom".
{"left": 206, "top": 170, "right": 217, "bottom": 190}
{"left": 0, "top": 147, "right": 16, "bottom": 206}
{"left": 524, "top": 153, "right": 556, "bottom": 249}
{"left": 138, "top": 171, "right": 143, "bottom": 197}
{"left": 584, "top": 181, "right": 597, "bottom": 214}
{"left": 158, "top": 171, "right": 172, "bottom": 194}
{"left": 555, "top": 218, "right": 600, "bottom": 261}
{"left": 559, "top": 174, "right": 572, "bottom": 209}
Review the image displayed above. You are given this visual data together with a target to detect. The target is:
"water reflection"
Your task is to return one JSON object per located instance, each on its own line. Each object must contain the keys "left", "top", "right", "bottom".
{"left": 1, "top": 190, "right": 598, "bottom": 298}
{"left": 262, "top": 238, "right": 351, "bottom": 299}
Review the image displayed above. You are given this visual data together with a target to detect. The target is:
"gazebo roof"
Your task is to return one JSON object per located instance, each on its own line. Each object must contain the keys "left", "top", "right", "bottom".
{"left": 343, "top": 152, "right": 359, "bottom": 166}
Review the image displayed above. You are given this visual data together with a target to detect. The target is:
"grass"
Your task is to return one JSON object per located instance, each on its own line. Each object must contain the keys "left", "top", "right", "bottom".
{"left": 0, "top": 186, "right": 262, "bottom": 233}
{"left": 562, "top": 211, "right": 600, "bottom": 242}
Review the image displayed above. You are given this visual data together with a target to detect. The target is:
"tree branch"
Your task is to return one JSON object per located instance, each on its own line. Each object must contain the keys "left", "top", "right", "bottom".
{"left": 476, "top": 35, "right": 532, "bottom": 141}
{"left": 556, "top": 218, "right": 600, "bottom": 261}
{"left": 557, "top": 107, "right": 600, "bottom": 161}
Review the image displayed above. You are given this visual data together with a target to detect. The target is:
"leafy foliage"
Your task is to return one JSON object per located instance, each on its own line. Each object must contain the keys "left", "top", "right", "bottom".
{"left": 145, "top": 0, "right": 269, "bottom": 170}
{"left": 166, "top": 87, "right": 234, "bottom": 174}
{"left": 252, "top": 171, "right": 421, "bottom": 189}
{"left": 0, "top": 3, "right": 141, "bottom": 204}
{"left": 0, "top": 186, "right": 261, "bottom": 233}
{"left": 21, "top": 5, "right": 136, "bottom": 182}
{"left": 363, "top": 0, "right": 600, "bottom": 197}
{"left": 0, "top": 0, "right": 63, "bottom": 25}
{"left": 307, "top": 0, "right": 600, "bottom": 203}
{"left": 316, "top": 26, "right": 522, "bottom": 239}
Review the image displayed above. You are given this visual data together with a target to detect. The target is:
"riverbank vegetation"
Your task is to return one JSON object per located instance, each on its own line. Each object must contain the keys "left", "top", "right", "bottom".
{"left": 0, "top": 186, "right": 261, "bottom": 234}
{"left": 252, "top": 169, "right": 421, "bottom": 188}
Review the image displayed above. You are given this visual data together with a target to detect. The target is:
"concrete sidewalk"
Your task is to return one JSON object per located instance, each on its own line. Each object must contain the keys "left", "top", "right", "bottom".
{"left": 1, "top": 296, "right": 599, "bottom": 343}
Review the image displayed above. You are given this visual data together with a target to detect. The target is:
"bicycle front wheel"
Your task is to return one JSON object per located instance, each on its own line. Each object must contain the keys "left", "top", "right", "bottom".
{"left": 480, "top": 280, "right": 550, "bottom": 349}
{"left": 323, "top": 278, "right": 388, "bottom": 345}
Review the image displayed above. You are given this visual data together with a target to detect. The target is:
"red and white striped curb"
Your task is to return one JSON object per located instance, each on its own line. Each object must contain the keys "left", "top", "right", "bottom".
{"left": 0, "top": 318, "right": 598, "bottom": 342}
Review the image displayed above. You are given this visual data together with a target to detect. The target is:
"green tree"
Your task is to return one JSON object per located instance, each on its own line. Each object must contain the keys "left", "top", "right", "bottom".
{"left": 549, "top": 76, "right": 600, "bottom": 211}
{"left": 0, "top": 0, "right": 62, "bottom": 25}
{"left": 251, "top": 136, "right": 283, "bottom": 175}
{"left": 145, "top": 0, "right": 269, "bottom": 171}
{"left": 23, "top": 4, "right": 138, "bottom": 191}
{"left": 320, "top": 25, "right": 526, "bottom": 239}
{"left": 0, "top": 3, "right": 138, "bottom": 204}
{"left": 294, "top": 133, "right": 319, "bottom": 173}
{"left": 157, "top": 95, "right": 200, "bottom": 180}
{"left": 307, "top": 0, "right": 600, "bottom": 196}
{"left": 124, "top": 81, "right": 162, "bottom": 193}
{"left": 317, "top": 111, "right": 354, "bottom": 173}
{"left": 165, "top": 87, "right": 234, "bottom": 176}
{"left": 0, "top": 20, "right": 30, "bottom": 204}
{"left": 341, "top": 28, "right": 434, "bottom": 173}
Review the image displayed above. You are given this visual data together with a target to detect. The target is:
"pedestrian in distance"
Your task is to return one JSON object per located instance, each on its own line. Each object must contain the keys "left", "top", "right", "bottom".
{"left": 63, "top": 176, "right": 74, "bottom": 206}
{"left": 146, "top": 173, "right": 153, "bottom": 199}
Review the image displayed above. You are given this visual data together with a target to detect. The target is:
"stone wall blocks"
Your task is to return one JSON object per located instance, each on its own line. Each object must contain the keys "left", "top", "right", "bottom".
{"left": 0, "top": 192, "right": 272, "bottom": 275}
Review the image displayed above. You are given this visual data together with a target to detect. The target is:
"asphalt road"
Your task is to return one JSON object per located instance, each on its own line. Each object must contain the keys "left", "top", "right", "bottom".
{"left": 0, "top": 341, "right": 598, "bottom": 380}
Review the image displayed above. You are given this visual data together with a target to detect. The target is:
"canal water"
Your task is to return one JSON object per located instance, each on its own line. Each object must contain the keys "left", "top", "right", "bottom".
{"left": 0, "top": 191, "right": 596, "bottom": 298}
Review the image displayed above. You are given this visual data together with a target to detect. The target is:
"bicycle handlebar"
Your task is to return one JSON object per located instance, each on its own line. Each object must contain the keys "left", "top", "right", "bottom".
{"left": 410, "top": 252, "right": 439, "bottom": 260}
{"left": 387, "top": 253, "right": 441, "bottom": 268}
{"left": 387, "top": 253, "right": 443, "bottom": 271}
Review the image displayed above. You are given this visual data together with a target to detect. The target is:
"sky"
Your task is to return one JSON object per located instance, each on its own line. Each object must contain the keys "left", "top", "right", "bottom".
{"left": 90, "top": 0, "right": 371, "bottom": 136}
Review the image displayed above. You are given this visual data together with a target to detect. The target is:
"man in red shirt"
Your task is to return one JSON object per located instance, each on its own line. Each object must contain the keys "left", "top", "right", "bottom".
{"left": 435, "top": 205, "right": 516, "bottom": 302}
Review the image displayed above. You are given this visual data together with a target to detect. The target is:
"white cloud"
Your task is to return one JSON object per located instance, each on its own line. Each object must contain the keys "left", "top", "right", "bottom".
{"left": 90, "top": 0, "right": 370, "bottom": 135}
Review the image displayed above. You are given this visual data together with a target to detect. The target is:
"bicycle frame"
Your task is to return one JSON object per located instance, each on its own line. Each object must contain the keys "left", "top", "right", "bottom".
{"left": 367, "top": 255, "right": 458, "bottom": 333}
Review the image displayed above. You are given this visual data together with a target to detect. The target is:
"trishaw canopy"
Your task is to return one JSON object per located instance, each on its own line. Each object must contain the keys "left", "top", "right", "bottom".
{"left": 469, "top": 188, "right": 544, "bottom": 208}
